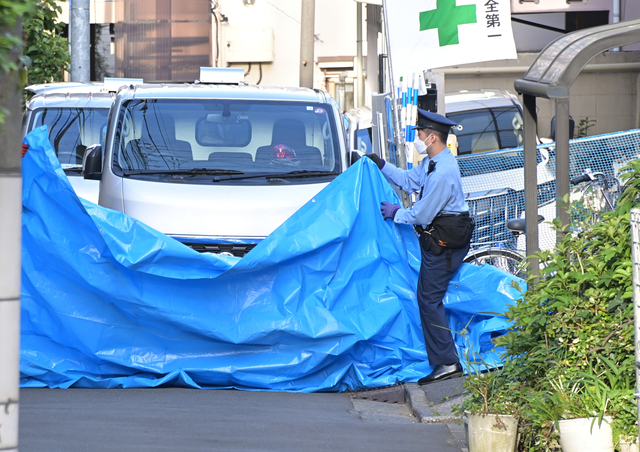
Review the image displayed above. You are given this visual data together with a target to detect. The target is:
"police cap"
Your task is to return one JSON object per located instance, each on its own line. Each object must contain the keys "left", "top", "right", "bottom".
{"left": 411, "top": 109, "right": 457, "bottom": 135}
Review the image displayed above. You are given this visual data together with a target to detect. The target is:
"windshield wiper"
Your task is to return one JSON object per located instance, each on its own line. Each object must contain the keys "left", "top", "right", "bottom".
{"left": 212, "top": 170, "right": 339, "bottom": 182}
{"left": 123, "top": 168, "right": 244, "bottom": 177}
{"left": 266, "top": 170, "right": 339, "bottom": 179}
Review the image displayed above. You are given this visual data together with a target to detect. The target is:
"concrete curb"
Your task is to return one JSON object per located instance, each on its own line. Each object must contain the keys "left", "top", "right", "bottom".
{"left": 405, "top": 381, "right": 469, "bottom": 452}
{"left": 405, "top": 383, "right": 464, "bottom": 423}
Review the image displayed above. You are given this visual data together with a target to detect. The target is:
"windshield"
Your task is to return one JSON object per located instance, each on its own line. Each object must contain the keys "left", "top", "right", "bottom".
{"left": 31, "top": 108, "right": 109, "bottom": 170}
{"left": 448, "top": 106, "right": 524, "bottom": 155}
{"left": 113, "top": 99, "right": 343, "bottom": 180}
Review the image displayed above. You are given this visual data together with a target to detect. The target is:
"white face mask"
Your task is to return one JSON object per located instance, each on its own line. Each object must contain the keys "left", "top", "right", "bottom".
{"left": 414, "top": 135, "right": 428, "bottom": 154}
{"left": 414, "top": 133, "right": 433, "bottom": 155}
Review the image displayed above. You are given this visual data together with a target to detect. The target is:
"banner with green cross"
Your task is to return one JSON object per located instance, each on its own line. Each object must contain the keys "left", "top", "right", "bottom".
{"left": 384, "top": 0, "right": 516, "bottom": 81}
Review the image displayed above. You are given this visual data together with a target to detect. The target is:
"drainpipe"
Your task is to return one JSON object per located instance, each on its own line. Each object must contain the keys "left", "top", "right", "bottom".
{"left": 70, "top": 0, "right": 91, "bottom": 82}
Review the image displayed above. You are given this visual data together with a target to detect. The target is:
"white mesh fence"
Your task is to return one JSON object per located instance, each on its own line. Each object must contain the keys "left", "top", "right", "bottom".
{"left": 458, "top": 129, "right": 640, "bottom": 253}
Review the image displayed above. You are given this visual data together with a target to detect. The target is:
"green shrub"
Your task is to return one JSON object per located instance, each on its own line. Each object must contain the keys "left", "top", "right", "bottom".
{"left": 462, "top": 160, "right": 640, "bottom": 451}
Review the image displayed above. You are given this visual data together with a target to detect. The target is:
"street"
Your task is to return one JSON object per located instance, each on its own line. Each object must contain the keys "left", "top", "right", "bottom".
{"left": 19, "top": 388, "right": 464, "bottom": 452}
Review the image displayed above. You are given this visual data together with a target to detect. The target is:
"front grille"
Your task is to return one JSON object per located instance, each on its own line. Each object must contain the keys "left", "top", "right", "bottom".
{"left": 183, "top": 242, "right": 257, "bottom": 257}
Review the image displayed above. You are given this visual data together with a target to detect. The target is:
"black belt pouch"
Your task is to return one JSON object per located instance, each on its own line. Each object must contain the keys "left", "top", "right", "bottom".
{"left": 425, "top": 213, "right": 475, "bottom": 250}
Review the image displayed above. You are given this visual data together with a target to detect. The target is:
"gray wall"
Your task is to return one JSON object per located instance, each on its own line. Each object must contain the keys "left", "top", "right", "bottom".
{"left": 442, "top": 51, "right": 640, "bottom": 139}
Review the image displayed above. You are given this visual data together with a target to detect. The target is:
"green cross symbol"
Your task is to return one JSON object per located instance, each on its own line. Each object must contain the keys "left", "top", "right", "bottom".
{"left": 420, "top": 0, "right": 477, "bottom": 47}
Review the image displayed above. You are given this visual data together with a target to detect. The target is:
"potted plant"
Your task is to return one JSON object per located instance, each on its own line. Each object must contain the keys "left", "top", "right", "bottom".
{"left": 486, "top": 161, "right": 640, "bottom": 451}
{"left": 461, "top": 369, "right": 521, "bottom": 452}
{"left": 561, "top": 361, "right": 636, "bottom": 452}
{"left": 449, "top": 161, "right": 640, "bottom": 451}
{"left": 454, "top": 338, "right": 522, "bottom": 452}
{"left": 515, "top": 357, "right": 636, "bottom": 452}
{"left": 526, "top": 376, "right": 615, "bottom": 452}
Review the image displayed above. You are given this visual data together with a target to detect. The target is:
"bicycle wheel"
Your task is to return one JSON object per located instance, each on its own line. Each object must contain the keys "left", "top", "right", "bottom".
{"left": 463, "top": 248, "right": 526, "bottom": 279}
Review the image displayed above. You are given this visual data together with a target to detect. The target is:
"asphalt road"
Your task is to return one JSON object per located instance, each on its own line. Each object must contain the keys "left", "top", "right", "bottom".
{"left": 19, "top": 388, "right": 463, "bottom": 452}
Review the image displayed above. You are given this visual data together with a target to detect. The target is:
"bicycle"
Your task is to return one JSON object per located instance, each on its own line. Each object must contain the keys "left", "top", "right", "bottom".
{"left": 463, "top": 215, "right": 543, "bottom": 280}
{"left": 569, "top": 168, "right": 621, "bottom": 224}
{"left": 462, "top": 168, "right": 620, "bottom": 279}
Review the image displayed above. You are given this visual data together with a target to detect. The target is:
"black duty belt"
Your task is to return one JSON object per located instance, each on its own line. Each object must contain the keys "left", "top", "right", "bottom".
{"left": 414, "top": 212, "right": 469, "bottom": 235}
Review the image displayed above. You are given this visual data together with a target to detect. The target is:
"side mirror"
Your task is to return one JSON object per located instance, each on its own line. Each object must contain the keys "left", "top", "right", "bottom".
{"left": 349, "top": 150, "right": 362, "bottom": 166}
{"left": 83, "top": 144, "right": 102, "bottom": 180}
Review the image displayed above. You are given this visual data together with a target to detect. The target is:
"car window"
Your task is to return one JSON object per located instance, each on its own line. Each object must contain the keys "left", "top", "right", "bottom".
{"left": 356, "top": 128, "right": 373, "bottom": 153}
{"left": 31, "top": 108, "right": 109, "bottom": 168}
{"left": 114, "top": 99, "right": 343, "bottom": 175}
{"left": 448, "top": 106, "right": 524, "bottom": 155}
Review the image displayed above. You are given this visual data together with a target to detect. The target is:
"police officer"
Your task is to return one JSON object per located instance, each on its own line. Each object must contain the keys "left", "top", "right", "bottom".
{"left": 365, "top": 109, "right": 471, "bottom": 385}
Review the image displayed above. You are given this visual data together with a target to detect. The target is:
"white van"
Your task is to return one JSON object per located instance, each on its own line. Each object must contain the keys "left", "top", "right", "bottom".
{"left": 22, "top": 79, "right": 141, "bottom": 203}
{"left": 83, "top": 69, "right": 350, "bottom": 256}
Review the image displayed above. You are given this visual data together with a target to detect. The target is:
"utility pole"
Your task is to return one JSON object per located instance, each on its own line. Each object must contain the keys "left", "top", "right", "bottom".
{"left": 299, "top": 0, "right": 315, "bottom": 88}
{"left": 70, "top": 0, "right": 91, "bottom": 82}
{"left": 0, "top": 18, "right": 23, "bottom": 452}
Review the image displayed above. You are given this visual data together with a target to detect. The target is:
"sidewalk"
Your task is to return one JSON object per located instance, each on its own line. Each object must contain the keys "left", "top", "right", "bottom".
{"left": 405, "top": 376, "right": 469, "bottom": 452}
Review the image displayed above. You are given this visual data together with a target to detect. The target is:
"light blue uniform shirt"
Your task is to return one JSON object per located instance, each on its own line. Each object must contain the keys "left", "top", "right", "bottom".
{"left": 380, "top": 148, "right": 468, "bottom": 227}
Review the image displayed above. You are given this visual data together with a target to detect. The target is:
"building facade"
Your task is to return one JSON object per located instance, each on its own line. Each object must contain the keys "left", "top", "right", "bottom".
{"left": 58, "top": 0, "right": 640, "bottom": 136}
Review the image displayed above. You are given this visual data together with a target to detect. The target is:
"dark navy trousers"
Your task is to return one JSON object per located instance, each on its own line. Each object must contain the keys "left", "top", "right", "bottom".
{"left": 417, "top": 241, "right": 470, "bottom": 366}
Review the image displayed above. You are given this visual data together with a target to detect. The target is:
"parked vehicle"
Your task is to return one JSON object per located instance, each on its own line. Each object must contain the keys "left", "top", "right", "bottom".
{"left": 22, "top": 78, "right": 141, "bottom": 203}
{"left": 444, "top": 88, "right": 525, "bottom": 155}
{"left": 83, "top": 68, "right": 350, "bottom": 257}
{"left": 345, "top": 88, "right": 528, "bottom": 158}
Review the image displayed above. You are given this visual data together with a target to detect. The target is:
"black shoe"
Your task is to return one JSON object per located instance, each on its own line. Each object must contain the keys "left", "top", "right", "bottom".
{"left": 418, "top": 363, "right": 463, "bottom": 385}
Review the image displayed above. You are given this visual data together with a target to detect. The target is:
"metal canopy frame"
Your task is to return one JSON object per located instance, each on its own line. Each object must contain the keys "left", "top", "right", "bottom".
{"left": 514, "top": 19, "right": 640, "bottom": 277}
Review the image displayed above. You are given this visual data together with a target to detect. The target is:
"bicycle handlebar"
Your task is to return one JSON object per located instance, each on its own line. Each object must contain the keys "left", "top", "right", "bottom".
{"left": 571, "top": 173, "right": 591, "bottom": 185}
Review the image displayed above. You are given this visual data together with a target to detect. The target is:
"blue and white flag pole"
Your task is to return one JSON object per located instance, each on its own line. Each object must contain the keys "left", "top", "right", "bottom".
{"left": 409, "top": 73, "right": 419, "bottom": 142}
{"left": 401, "top": 73, "right": 414, "bottom": 169}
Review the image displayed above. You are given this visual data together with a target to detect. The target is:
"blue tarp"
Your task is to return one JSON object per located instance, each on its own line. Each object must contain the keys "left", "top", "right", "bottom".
{"left": 20, "top": 126, "right": 521, "bottom": 391}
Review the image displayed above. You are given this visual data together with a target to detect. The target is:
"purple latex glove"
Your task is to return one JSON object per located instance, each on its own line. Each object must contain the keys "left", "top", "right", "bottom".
{"left": 380, "top": 202, "right": 400, "bottom": 220}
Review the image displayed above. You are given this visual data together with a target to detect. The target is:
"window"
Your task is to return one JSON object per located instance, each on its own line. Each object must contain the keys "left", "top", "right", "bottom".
{"left": 32, "top": 108, "right": 109, "bottom": 168}
{"left": 448, "top": 107, "right": 524, "bottom": 155}
{"left": 114, "top": 99, "right": 343, "bottom": 177}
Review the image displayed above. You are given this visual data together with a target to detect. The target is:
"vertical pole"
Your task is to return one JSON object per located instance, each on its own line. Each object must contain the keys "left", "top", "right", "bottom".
{"left": 555, "top": 98, "right": 571, "bottom": 233}
{"left": 0, "top": 18, "right": 23, "bottom": 452}
{"left": 381, "top": 0, "right": 407, "bottom": 171}
{"left": 356, "top": 2, "right": 364, "bottom": 108}
{"left": 629, "top": 209, "right": 640, "bottom": 444}
{"left": 70, "top": 0, "right": 91, "bottom": 82}
{"left": 366, "top": 5, "right": 381, "bottom": 98}
{"left": 299, "top": 0, "right": 315, "bottom": 88}
{"left": 523, "top": 93, "right": 539, "bottom": 279}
